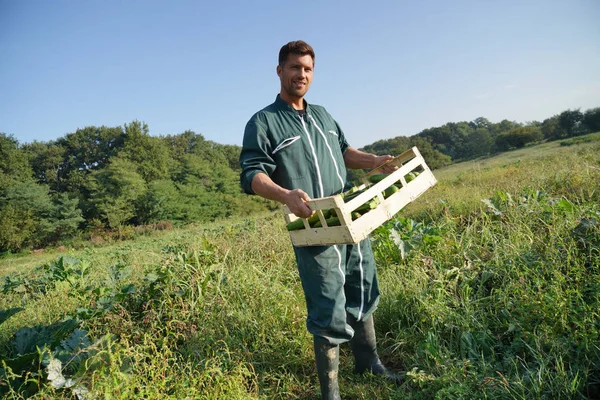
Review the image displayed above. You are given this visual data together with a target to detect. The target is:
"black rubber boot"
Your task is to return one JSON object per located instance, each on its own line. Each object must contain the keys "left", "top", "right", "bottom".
{"left": 313, "top": 336, "right": 341, "bottom": 400}
{"left": 348, "top": 314, "right": 403, "bottom": 384}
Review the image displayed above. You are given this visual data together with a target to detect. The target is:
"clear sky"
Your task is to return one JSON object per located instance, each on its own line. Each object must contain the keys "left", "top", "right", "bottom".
{"left": 1, "top": 0, "right": 599, "bottom": 148}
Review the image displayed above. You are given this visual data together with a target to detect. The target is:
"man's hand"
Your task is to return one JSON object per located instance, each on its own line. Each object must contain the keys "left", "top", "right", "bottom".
{"left": 373, "top": 155, "right": 398, "bottom": 173}
{"left": 285, "top": 189, "right": 313, "bottom": 218}
{"left": 344, "top": 147, "right": 398, "bottom": 172}
{"left": 250, "top": 173, "right": 313, "bottom": 218}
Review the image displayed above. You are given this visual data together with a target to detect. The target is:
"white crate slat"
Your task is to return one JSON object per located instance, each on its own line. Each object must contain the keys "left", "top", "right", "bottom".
{"left": 282, "top": 146, "right": 437, "bottom": 246}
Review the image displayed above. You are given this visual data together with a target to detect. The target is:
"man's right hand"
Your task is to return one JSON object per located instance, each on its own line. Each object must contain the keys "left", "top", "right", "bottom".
{"left": 249, "top": 173, "right": 313, "bottom": 218}
{"left": 285, "top": 189, "right": 313, "bottom": 218}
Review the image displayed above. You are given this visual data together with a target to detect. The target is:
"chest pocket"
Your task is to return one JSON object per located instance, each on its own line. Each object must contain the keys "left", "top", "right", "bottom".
{"left": 271, "top": 135, "right": 307, "bottom": 182}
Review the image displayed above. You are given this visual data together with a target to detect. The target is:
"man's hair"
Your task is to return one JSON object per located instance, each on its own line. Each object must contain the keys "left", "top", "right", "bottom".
{"left": 278, "top": 40, "right": 315, "bottom": 67}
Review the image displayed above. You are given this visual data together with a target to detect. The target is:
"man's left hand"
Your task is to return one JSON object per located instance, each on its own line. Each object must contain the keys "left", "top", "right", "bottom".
{"left": 373, "top": 155, "right": 397, "bottom": 173}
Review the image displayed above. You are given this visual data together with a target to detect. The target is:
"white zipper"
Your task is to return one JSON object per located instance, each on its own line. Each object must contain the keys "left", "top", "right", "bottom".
{"left": 357, "top": 241, "right": 365, "bottom": 321}
{"left": 309, "top": 114, "right": 345, "bottom": 192}
{"left": 299, "top": 115, "right": 324, "bottom": 198}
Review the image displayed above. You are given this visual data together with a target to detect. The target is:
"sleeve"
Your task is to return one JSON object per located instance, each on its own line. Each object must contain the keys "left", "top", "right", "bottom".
{"left": 335, "top": 120, "right": 350, "bottom": 154}
{"left": 239, "top": 116, "right": 277, "bottom": 195}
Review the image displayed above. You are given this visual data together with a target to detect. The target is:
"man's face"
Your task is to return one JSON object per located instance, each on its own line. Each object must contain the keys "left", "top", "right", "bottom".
{"left": 277, "top": 53, "right": 314, "bottom": 101}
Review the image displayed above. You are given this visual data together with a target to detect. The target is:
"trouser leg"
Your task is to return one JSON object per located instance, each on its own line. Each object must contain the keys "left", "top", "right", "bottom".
{"left": 314, "top": 336, "right": 341, "bottom": 400}
{"left": 294, "top": 239, "right": 380, "bottom": 342}
{"left": 344, "top": 239, "right": 402, "bottom": 383}
{"left": 344, "top": 238, "right": 380, "bottom": 322}
{"left": 294, "top": 245, "right": 353, "bottom": 344}
{"left": 347, "top": 313, "right": 403, "bottom": 384}
{"left": 294, "top": 245, "right": 348, "bottom": 398}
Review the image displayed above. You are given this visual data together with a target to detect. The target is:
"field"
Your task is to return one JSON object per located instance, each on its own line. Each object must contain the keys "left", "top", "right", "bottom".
{"left": 1, "top": 135, "right": 599, "bottom": 399}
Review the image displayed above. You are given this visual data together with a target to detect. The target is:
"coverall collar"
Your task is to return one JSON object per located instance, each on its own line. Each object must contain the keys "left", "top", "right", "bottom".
{"left": 274, "top": 94, "right": 311, "bottom": 115}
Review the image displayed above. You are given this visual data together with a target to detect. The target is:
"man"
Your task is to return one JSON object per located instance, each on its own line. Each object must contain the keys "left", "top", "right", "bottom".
{"left": 239, "top": 40, "right": 401, "bottom": 399}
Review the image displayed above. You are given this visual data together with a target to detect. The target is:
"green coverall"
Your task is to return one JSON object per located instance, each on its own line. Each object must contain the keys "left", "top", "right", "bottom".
{"left": 240, "top": 95, "right": 380, "bottom": 345}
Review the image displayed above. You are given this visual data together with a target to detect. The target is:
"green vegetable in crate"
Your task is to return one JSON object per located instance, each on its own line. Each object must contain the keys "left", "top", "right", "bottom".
{"left": 312, "top": 212, "right": 361, "bottom": 228}
{"left": 341, "top": 186, "right": 360, "bottom": 199}
{"left": 383, "top": 185, "right": 399, "bottom": 198}
{"left": 313, "top": 216, "right": 340, "bottom": 228}
{"left": 307, "top": 213, "right": 321, "bottom": 227}
{"left": 367, "top": 173, "right": 390, "bottom": 184}
{"left": 310, "top": 209, "right": 337, "bottom": 227}
{"left": 287, "top": 209, "right": 334, "bottom": 230}
{"left": 405, "top": 172, "right": 417, "bottom": 182}
{"left": 343, "top": 186, "right": 370, "bottom": 203}
{"left": 355, "top": 197, "right": 380, "bottom": 214}
{"left": 286, "top": 218, "right": 306, "bottom": 231}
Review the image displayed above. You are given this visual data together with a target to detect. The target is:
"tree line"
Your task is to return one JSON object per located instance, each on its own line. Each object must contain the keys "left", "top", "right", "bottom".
{"left": 0, "top": 121, "right": 274, "bottom": 253}
{"left": 348, "top": 107, "right": 599, "bottom": 184}
{"left": 1, "top": 107, "right": 599, "bottom": 253}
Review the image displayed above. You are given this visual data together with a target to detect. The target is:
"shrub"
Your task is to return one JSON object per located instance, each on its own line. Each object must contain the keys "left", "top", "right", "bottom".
{"left": 495, "top": 126, "right": 543, "bottom": 150}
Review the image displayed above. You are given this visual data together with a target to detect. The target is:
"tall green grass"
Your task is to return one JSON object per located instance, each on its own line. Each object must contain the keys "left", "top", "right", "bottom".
{"left": 1, "top": 137, "right": 599, "bottom": 399}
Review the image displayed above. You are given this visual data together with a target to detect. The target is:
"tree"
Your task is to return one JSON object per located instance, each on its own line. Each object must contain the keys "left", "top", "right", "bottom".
{"left": 50, "top": 193, "right": 85, "bottom": 242}
{"left": 493, "top": 119, "right": 522, "bottom": 135}
{"left": 88, "top": 156, "right": 146, "bottom": 236}
{"left": 54, "top": 125, "right": 125, "bottom": 199}
{"left": 135, "top": 179, "right": 183, "bottom": 224}
{"left": 583, "top": 107, "right": 600, "bottom": 133}
{"left": 409, "top": 137, "right": 451, "bottom": 169}
{"left": 0, "top": 133, "right": 32, "bottom": 191}
{"left": 58, "top": 125, "right": 125, "bottom": 172}
{"left": 558, "top": 109, "right": 585, "bottom": 138}
{"left": 22, "top": 141, "right": 66, "bottom": 190}
{"left": 0, "top": 180, "right": 53, "bottom": 251}
{"left": 362, "top": 136, "right": 411, "bottom": 157}
{"left": 495, "top": 126, "right": 543, "bottom": 151}
{"left": 469, "top": 117, "right": 493, "bottom": 131}
{"left": 0, "top": 205, "right": 36, "bottom": 252}
{"left": 417, "top": 122, "right": 472, "bottom": 161}
{"left": 541, "top": 116, "right": 560, "bottom": 140}
{"left": 121, "top": 121, "right": 173, "bottom": 182}
{"left": 163, "top": 130, "right": 206, "bottom": 161}
{"left": 463, "top": 128, "right": 493, "bottom": 159}
{"left": 218, "top": 144, "right": 243, "bottom": 171}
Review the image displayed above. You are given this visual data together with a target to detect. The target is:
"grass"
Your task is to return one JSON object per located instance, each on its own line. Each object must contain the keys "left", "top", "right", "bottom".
{"left": 1, "top": 135, "right": 599, "bottom": 399}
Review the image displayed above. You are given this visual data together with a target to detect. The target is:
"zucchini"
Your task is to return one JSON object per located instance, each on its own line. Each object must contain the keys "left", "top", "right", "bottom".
{"left": 383, "top": 185, "right": 399, "bottom": 198}
{"left": 287, "top": 210, "right": 334, "bottom": 230}
{"left": 312, "top": 212, "right": 361, "bottom": 227}
{"left": 313, "top": 216, "right": 341, "bottom": 228}
{"left": 341, "top": 186, "right": 359, "bottom": 199}
{"left": 355, "top": 197, "right": 380, "bottom": 213}
{"left": 287, "top": 218, "right": 306, "bottom": 231}
{"left": 367, "top": 173, "right": 390, "bottom": 184}
{"left": 343, "top": 186, "right": 375, "bottom": 203}
{"left": 308, "top": 209, "right": 335, "bottom": 227}
{"left": 307, "top": 213, "right": 320, "bottom": 227}
{"left": 326, "top": 217, "right": 341, "bottom": 227}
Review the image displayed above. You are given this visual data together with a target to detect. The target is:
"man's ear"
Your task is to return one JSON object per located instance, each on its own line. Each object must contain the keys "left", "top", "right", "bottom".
{"left": 276, "top": 65, "right": 282, "bottom": 78}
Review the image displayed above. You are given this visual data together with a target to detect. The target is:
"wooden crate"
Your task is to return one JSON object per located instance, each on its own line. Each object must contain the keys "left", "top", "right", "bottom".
{"left": 282, "top": 146, "right": 437, "bottom": 246}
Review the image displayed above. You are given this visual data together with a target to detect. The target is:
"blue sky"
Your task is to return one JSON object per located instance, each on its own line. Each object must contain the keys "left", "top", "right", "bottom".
{"left": 1, "top": 0, "right": 599, "bottom": 148}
